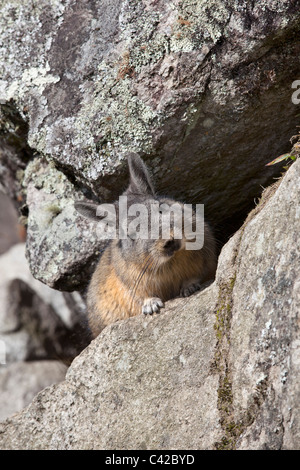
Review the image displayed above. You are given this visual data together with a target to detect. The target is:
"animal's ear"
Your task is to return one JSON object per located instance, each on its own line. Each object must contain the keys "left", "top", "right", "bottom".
{"left": 125, "top": 153, "right": 155, "bottom": 196}
{"left": 75, "top": 201, "right": 118, "bottom": 227}
{"left": 74, "top": 201, "right": 100, "bottom": 221}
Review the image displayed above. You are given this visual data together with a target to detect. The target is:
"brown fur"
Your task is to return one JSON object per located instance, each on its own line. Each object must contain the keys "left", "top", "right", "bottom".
{"left": 87, "top": 225, "right": 216, "bottom": 338}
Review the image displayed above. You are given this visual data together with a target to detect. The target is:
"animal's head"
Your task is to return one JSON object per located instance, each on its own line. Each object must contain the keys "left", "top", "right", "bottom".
{"left": 75, "top": 154, "right": 203, "bottom": 267}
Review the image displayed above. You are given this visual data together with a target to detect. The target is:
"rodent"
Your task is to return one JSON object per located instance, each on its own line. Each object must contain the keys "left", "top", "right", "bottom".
{"left": 75, "top": 154, "right": 217, "bottom": 338}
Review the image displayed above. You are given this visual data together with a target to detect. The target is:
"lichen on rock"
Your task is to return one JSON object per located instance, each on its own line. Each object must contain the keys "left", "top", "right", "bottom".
{"left": 1, "top": 0, "right": 300, "bottom": 288}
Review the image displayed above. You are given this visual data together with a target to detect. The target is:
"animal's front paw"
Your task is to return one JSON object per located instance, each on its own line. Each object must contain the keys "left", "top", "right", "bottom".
{"left": 142, "top": 297, "right": 164, "bottom": 315}
{"left": 180, "top": 282, "right": 202, "bottom": 298}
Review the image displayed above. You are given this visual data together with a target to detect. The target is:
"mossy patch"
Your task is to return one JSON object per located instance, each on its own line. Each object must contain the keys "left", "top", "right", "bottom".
{"left": 213, "top": 274, "right": 237, "bottom": 449}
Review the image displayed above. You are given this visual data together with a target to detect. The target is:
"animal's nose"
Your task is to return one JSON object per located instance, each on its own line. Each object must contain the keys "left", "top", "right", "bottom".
{"left": 163, "top": 238, "right": 181, "bottom": 255}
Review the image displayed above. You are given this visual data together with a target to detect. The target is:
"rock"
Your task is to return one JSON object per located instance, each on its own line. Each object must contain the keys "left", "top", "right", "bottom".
{"left": 230, "top": 170, "right": 300, "bottom": 450}
{"left": 0, "top": 243, "right": 69, "bottom": 332}
{"left": 0, "top": 242, "right": 85, "bottom": 425}
{"left": 1, "top": 0, "right": 300, "bottom": 289}
{"left": 23, "top": 159, "right": 103, "bottom": 291}
{"left": 0, "top": 158, "right": 299, "bottom": 450}
{"left": 212, "top": 158, "right": 300, "bottom": 450}
{"left": 0, "top": 361, "right": 67, "bottom": 422}
{"left": 0, "top": 286, "right": 222, "bottom": 450}
{"left": 0, "top": 243, "right": 89, "bottom": 364}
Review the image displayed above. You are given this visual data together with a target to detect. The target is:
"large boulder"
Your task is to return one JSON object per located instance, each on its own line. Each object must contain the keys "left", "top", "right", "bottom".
{"left": 0, "top": 0, "right": 299, "bottom": 289}
{"left": 0, "top": 158, "right": 298, "bottom": 450}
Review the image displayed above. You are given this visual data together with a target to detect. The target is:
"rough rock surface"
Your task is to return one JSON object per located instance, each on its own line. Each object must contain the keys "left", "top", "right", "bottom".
{"left": 0, "top": 361, "right": 67, "bottom": 422}
{"left": 0, "top": 243, "right": 88, "bottom": 363}
{"left": 1, "top": 0, "right": 300, "bottom": 289}
{"left": 0, "top": 158, "right": 298, "bottom": 450}
{"left": 0, "top": 243, "right": 84, "bottom": 423}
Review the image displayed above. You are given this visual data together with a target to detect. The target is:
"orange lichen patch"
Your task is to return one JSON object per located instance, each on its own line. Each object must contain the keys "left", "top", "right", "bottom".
{"left": 117, "top": 51, "right": 135, "bottom": 80}
{"left": 177, "top": 16, "right": 192, "bottom": 27}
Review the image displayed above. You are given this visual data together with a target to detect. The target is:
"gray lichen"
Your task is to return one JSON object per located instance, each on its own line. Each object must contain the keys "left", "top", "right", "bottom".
{"left": 1, "top": 0, "right": 300, "bottom": 290}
